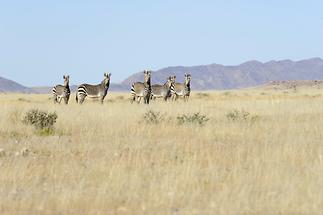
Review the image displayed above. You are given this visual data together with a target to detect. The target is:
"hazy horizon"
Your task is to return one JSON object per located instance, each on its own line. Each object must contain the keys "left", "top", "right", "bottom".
{"left": 1, "top": 0, "right": 322, "bottom": 86}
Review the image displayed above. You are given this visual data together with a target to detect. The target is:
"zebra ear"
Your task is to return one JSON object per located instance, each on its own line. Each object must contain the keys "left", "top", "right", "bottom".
{"left": 104, "top": 73, "right": 107, "bottom": 77}
{"left": 108, "top": 73, "right": 111, "bottom": 77}
{"left": 63, "top": 75, "right": 66, "bottom": 79}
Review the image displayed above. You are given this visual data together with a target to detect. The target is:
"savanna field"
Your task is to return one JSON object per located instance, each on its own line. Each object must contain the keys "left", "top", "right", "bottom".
{"left": 1, "top": 89, "right": 323, "bottom": 214}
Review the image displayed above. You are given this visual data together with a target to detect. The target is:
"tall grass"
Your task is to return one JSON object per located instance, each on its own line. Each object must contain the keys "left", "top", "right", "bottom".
{"left": 0, "top": 90, "right": 323, "bottom": 214}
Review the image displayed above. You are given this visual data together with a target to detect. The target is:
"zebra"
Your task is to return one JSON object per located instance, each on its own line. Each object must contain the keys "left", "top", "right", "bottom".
{"left": 151, "top": 76, "right": 174, "bottom": 101}
{"left": 130, "top": 70, "right": 152, "bottom": 104}
{"left": 76, "top": 73, "right": 111, "bottom": 104}
{"left": 171, "top": 73, "right": 191, "bottom": 101}
{"left": 52, "top": 75, "right": 70, "bottom": 104}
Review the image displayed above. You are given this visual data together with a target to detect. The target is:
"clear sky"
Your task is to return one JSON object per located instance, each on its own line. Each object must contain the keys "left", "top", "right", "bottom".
{"left": 0, "top": 0, "right": 322, "bottom": 86}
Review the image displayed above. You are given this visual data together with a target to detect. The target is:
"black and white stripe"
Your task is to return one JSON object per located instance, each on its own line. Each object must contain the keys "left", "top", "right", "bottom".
{"left": 151, "top": 76, "right": 174, "bottom": 101}
{"left": 171, "top": 73, "right": 191, "bottom": 101}
{"left": 130, "top": 70, "right": 152, "bottom": 104}
{"left": 76, "top": 73, "right": 111, "bottom": 104}
{"left": 52, "top": 75, "right": 70, "bottom": 104}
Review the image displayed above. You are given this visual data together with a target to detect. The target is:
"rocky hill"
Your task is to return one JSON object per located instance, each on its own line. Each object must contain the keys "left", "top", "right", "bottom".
{"left": 0, "top": 77, "right": 34, "bottom": 93}
{"left": 122, "top": 58, "right": 323, "bottom": 90}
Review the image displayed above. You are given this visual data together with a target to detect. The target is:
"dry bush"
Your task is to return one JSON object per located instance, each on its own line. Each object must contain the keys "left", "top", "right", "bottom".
{"left": 196, "top": 92, "right": 210, "bottom": 99}
{"left": 22, "top": 109, "right": 57, "bottom": 135}
{"left": 226, "top": 109, "right": 259, "bottom": 122}
{"left": 177, "top": 112, "right": 209, "bottom": 126}
{"left": 142, "top": 110, "right": 166, "bottom": 124}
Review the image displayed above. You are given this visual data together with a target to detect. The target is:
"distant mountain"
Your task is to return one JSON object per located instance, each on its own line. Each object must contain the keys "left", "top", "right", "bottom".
{"left": 2, "top": 58, "right": 323, "bottom": 93}
{"left": 0, "top": 77, "right": 34, "bottom": 93}
{"left": 122, "top": 58, "right": 323, "bottom": 90}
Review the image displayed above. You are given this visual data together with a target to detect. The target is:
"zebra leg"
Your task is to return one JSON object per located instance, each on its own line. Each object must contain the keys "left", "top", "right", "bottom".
{"left": 100, "top": 95, "right": 106, "bottom": 104}
{"left": 66, "top": 95, "right": 70, "bottom": 104}
{"left": 185, "top": 95, "right": 190, "bottom": 102}
{"left": 53, "top": 95, "right": 57, "bottom": 104}
{"left": 63, "top": 96, "right": 69, "bottom": 105}
{"left": 78, "top": 95, "right": 86, "bottom": 104}
{"left": 171, "top": 94, "right": 176, "bottom": 101}
{"left": 145, "top": 95, "right": 150, "bottom": 104}
{"left": 137, "top": 96, "right": 141, "bottom": 104}
{"left": 58, "top": 97, "right": 63, "bottom": 104}
{"left": 130, "top": 94, "right": 136, "bottom": 104}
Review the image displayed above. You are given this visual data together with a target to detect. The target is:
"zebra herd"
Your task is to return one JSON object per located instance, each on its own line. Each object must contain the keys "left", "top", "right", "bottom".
{"left": 52, "top": 70, "right": 191, "bottom": 105}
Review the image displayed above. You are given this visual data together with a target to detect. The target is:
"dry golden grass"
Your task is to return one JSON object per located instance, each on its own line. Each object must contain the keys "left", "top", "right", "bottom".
{"left": 1, "top": 89, "right": 323, "bottom": 214}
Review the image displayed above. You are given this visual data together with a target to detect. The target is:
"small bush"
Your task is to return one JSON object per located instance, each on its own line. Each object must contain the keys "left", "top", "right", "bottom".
{"left": 23, "top": 109, "right": 57, "bottom": 131}
{"left": 177, "top": 113, "right": 209, "bottom": 126}
{"left": 196, "top": 93, "right": 210, "bottom": 99}
{"left": 143, "top": 110, "right": 165, "bottom": 124}
{"left": 226, "top": 110, "right": 259, "bottom": 122}
{"left": 18, "top": 98, "right": 31, "bottom": 102}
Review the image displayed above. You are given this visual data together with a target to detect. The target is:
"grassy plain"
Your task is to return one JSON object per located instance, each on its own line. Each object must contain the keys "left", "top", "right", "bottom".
{"left": 1, "top": 89, "right": 323, "bottom": 214}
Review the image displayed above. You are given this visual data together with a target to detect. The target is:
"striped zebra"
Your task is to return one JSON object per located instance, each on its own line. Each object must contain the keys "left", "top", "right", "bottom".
{"left": 52, "top": 75, "right": 70, "bottom": 104}
{"left": 76, "top": 73, "right": 111, "bottom": 104}
{"left": 171, "top": 73, "right": 191, "bottom": 101}
{"left": 151, "top": 76, "right": 175, "bottom": 101}
{"left": 130, "top": 70, "right": 152, "bottom": 104}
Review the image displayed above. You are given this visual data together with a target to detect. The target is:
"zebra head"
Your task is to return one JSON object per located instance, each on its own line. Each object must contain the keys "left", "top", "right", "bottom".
{"left": 63, "top": 75, "right": 70, "bottom": 87}
{"left": 102, "top": 73, "right": 111, "bottom": 87}
{"left": 170, "top": 75, "right": 176, "bottom": 84}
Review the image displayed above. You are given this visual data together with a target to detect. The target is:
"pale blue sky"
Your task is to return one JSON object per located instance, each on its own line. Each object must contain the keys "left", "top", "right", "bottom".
{"left": 0, "top": 0, "right": 322, "bottom": 86}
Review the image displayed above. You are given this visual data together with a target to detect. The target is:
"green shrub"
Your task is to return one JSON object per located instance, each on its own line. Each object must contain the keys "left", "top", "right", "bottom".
{"left": 143, "top": 110, "right": 165, "bottom": 124}
{"left": 23, "top": 109, "right": 57, "bottom": 131}
{"left": 226, "top": 110, "right": 259, "bottom": 122}
{"left": 177, "top": 113, "right": 209, "bottom": 126}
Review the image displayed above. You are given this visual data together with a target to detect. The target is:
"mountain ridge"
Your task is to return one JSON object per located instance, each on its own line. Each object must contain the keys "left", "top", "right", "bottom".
{"left": 1, "top": 57, "right": 323, "bottom": 93}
